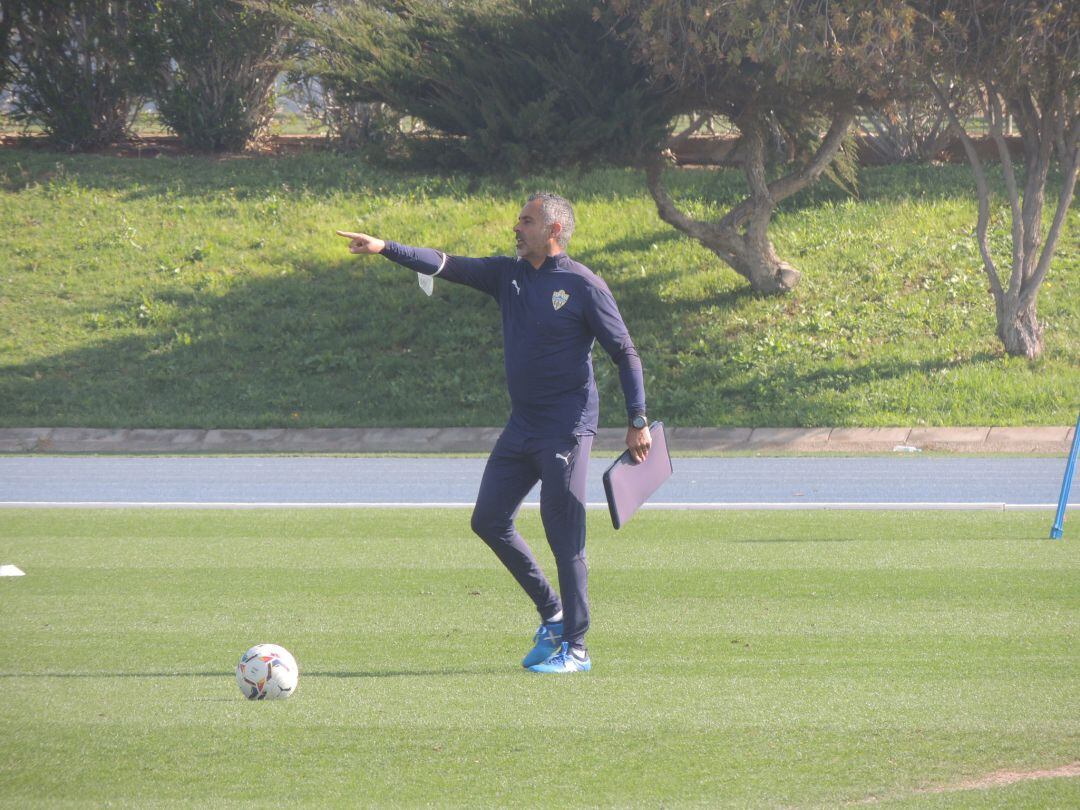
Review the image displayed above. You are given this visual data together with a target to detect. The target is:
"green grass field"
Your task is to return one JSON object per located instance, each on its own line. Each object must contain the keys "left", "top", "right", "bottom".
{"left": 2, "top": 508, "right": 1077, "bottom": 807}
{"left": 1, "top": 151, "right": 1077, "bottom": 429}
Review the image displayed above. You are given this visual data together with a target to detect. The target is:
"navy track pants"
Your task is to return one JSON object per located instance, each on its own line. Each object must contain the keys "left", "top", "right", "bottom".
{"left": 470, "top": 430, "right": 593, "bottom": 647}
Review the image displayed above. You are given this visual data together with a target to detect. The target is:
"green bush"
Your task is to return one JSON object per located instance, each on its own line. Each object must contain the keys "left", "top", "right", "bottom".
{"left": 139, "top": 0, "right": 310, "bottom": 152}
{"left": 6, "top": 0, "right": 152, "bottom": 150}
{"left": 0, "top": 1, "right": 16, "bottom": 94}
{"left": 292, "top": 0, "right": 676, "bottom": 169}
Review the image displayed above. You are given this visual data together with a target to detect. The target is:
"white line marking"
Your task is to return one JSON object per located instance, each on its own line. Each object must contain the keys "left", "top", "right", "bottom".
{"left": 0, "top": 501, "right": 1069, "bottom": 510}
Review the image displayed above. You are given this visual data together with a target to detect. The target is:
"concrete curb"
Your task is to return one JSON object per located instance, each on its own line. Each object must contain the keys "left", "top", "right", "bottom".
{"left": 0, "top": 426, "right": 1072, "bottom": 454}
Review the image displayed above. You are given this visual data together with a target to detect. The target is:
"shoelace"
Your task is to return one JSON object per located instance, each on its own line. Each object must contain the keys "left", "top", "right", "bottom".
{"left": 552, "top": 642, "right": 587, "bottom": 667}
{"left": 547, "top": 650, "right": 571, "bottom": 667}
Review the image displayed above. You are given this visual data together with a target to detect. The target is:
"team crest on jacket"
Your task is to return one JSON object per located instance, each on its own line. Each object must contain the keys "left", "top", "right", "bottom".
{"left": 552, "top": 289, "right": 570, "bottom": 310}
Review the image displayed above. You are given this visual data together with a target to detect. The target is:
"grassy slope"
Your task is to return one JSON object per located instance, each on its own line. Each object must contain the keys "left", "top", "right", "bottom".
{"left": 0, "top": 150, "right": 1076, "bottom": 428}
{"left": 1, "top": 508, "right": 1077, "bottom": 807}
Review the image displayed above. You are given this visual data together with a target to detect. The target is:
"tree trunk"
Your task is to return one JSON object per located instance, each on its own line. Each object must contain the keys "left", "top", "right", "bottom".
{"left": 996, "top": 294, "right": 1043, "bottom": 359}
{"left": 686, "top": 230, "right": 802, "bottom": 292}
{"left": 720, "top": 209, "right": 802, "bottom": 292}
{"left": 646, "top": 164, "right": 803, "bottom": 293}
{"left": 727, "top": 251, "right": 801, "bottom": 293}
{"left": 645, "top": 107, "right": 854, "bottom": 294}
{"left": 731, "top": 119, "right": 802, "bottom": 292}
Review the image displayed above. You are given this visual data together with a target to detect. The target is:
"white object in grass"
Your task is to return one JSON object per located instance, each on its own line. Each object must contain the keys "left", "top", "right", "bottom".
{"left": 236, "top": 644, "right": 299, "bottom": 700}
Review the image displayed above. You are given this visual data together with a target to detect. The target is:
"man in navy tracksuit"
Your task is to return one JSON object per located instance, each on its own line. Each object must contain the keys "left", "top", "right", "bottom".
{"left": 338, "top": 193, "right": 650, "bottom": 673}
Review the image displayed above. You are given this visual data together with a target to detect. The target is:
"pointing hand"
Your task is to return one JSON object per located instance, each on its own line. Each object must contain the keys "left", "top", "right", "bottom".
{"left": 336, "top": 230, "right": 386, "bottom": 255}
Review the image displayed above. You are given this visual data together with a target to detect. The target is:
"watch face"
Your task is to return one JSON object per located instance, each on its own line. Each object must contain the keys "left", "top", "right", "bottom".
{"left": 632, "top": 416, "right": 647, "bottom": 429}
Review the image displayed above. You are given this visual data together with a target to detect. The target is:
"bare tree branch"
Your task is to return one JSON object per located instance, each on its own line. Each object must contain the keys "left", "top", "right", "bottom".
{"left": 984, "top": 86, "right": 1026, "bottom": 301}
{"left": 667, "top": 113, "right": 710, "bottom": 150}
{"left": 1023, "top": 112, "right": 1080, "bottom": 310}
{"left": 643, "top": 156, "right": 716, "bottom": 246}
{"left": 929, "top": 76, "right": 1005, "bottom": 301}
{"left": 766, "top": 108, "right": 857, "bottom": 203}
{"left": 717, "top": 108, "right": 856, "bottom": 233}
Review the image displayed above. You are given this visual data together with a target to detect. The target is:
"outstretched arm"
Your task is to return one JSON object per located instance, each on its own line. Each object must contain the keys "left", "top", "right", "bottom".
{"left": 336, "top": 230, "right": 501, "bottom": 298}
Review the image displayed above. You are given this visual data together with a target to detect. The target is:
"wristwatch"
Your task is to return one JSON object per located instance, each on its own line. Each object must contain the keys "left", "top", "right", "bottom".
{"left": 630, "top": 414, "right": 648, "bottom": 430}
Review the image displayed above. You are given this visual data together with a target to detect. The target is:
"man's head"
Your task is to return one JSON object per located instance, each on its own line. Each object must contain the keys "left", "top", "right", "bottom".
{"left": 515, "top": 192, "right": 575, "bottom": 266}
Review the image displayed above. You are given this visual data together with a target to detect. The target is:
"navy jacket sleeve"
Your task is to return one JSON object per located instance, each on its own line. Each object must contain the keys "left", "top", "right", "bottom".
{"left": 584, "top": 284, "right": 646, "bottom": 419}
{"left": 380, "top": 241, "right": 501, "bottom": 300}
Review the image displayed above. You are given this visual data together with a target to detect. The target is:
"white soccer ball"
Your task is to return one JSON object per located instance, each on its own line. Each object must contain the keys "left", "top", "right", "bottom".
{"left": 236, "top": 644, "right": 299, "bottom": 700}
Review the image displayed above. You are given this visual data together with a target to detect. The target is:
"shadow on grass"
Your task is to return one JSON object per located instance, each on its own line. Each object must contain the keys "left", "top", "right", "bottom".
{"left": 0, "top": 244, "right": 1007, "bottom": 428}
{"left": 0, "top": 667, "right": 503, "bottom": 679}
{"left": 731, "top": 537, "right": 864, "bottom": 543}
{"left": 0, "top": 147, "right": 1001, "bottom": 210}
{"left": 307, "top": 668, "right": 506, "bottom": 678}
{"left": 1, "top": 148, "right": 659, "bottom": 203}
{"left": 0, "top": 261, "right": 508, "bottom": 428}
{"left": 0, "top": 672, "right": 227, "bottom": 678}
{"left": 575, "top": 228, "right": 682, "bottom": 258}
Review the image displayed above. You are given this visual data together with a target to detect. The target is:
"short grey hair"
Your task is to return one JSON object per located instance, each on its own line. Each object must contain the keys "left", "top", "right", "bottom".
{"left": 528, "top": 192, "right": 575, "bottom": 249}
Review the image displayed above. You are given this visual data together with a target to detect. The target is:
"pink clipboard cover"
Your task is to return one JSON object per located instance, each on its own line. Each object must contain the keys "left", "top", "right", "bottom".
{"left": 602, "top": 421, "right": 673, "bottom": 530}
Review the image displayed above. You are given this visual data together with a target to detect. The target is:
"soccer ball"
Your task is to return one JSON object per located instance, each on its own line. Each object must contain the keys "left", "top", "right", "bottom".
{"left": 236, "top": 644, "right": 299, "bottom": 700}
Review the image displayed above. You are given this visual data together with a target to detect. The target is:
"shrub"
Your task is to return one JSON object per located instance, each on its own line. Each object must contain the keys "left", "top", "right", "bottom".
{"left": 286, "top": 0, "right": 676, "bottom": 170}
{"left": 860, "top": 91, "right": 971, "bottom": 164}
{"left": 139, "top": 0, "right": 311, "bottom": 152}
{"left": 284, "top": 72, "right": 408, "bottom": 151}
{"left": 7, "top": 0, "right": 152, "bottom": 150}
{"left": 0, "top": 0, "right": 17, "bottom": 94}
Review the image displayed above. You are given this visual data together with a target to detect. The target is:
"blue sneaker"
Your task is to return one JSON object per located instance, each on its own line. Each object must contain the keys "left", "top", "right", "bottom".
{"left": 527, "top": 642, "right": 591, "bottom": 674}
{"left": 522, "top": 621, "right": 563, "bottom": 668}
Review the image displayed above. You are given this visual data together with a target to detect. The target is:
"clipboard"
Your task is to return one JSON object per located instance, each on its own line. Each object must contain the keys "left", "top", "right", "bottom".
{"left": 602, "top": 421, "right": 673, "bottom": 530}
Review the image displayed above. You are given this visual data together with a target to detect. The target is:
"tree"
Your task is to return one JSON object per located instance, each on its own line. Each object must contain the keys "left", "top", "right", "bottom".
{"left": 6, "top": 0, "right": 152, "bottom": 150}
{"left": 914, "top": 1, "right": 1079, "bottom": 358}
{"left": 608, "top": 0, "right": 918, "bottom": 293}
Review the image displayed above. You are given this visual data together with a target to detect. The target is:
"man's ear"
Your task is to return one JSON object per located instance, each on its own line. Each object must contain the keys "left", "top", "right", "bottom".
{"left": 550, "top": 221, "right": 563, "bottom": 243}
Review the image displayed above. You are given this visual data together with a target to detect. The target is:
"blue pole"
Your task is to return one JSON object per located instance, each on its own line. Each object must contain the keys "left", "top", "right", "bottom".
{"left": 1050, "top": 411, "right": 1080, "bottom": 539}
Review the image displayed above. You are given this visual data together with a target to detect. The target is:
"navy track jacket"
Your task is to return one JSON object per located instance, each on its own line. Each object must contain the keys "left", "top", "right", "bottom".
{"left": 380, "top": 241, "right": 646, "bottom": 438}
